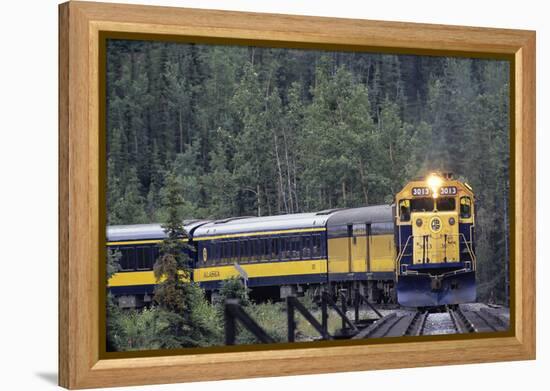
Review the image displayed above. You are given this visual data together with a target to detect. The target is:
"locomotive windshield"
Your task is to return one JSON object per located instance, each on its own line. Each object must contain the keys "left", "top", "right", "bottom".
{"left": 410, "top": 198, "right": 433, "bottom": 212}
{"left": 436, "top": 197, "right": 456, "bottom": 211}
{"left": 407, "top": 197, "right": 456, "bottom": 213}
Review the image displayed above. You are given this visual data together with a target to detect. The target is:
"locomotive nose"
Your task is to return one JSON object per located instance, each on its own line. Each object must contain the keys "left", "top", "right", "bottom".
{"left": 430, "top": 276, "right": 442, "bottom": 291}
{"left": 412, "top": 211, "right": 459, "bottom": 265}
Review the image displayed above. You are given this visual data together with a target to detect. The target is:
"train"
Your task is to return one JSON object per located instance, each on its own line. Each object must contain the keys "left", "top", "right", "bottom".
{"left": 394, "top": 173, "right": 476, "bottom": 306}
{"left": 107, "top": 173, "right": 476, "bottom": 308}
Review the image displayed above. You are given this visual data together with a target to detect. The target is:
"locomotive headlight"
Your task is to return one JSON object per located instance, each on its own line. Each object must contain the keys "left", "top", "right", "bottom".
{"left": 416, "top": 218, "right": 423, "bottom": 227}
{"left": 427, "top": 174, "right": 443, "bottom": 198}
{"left": 449, "top": 217, "right": 456, "bottom": 225}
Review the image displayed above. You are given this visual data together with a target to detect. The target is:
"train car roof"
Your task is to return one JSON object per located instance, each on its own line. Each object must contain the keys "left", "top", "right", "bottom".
{"left": 106, "top": 206, "right": 393, "bottom": 242}
{"left": 327, "top": 204, "right": 393, "bottom": 226}
{"left": 107, "top": 220, "right": 208, "bottom": 242}
{"left": 193, "top": 212, "right": 336, "bottom": 238}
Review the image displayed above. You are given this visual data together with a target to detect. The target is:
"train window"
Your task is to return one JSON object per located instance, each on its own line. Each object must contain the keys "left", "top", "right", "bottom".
{"left": 250, "top": 240, "right": 255, "bottom": 260}
{"left": 312, "top": 235, "right": 321, "bottom": 257}
{"left": 287, "top": 237, "right": 294, "bottom": 259}
{"left": 225, "top": 241, "right": 232, "bottom": 262}
{"left": 221, "top": 242, "right": 228, "bottom": 263}
{"left": 287, "top": 237, "right": 293, "bottom": 259}
{"left": 410, "top": 198, "right": 434, "bottom": 213}
{"left": 259, "top": 238, "right": 267, "bottom": 260}
{"left": 231, "top": 241, "right": 237, "bottom": 262}
{"left": 260, "top": 239, "right": 266, "bottom": 260}
{"left": 280, "top": 237, "right": 288, "bottom": 259}
{"left": 271, "top": 238, "right": 279, "bottom": 259}
{"left": 399, "top": 199, "right": 411, "bottom": 221}
{"left": 290, "top": 237, "right": 298, "bottom": 259}
{"left": 225, "top": 242, "right": 230, "bottom": 262}
{"left": 136, "top": 246, "right": 151, "bottom": 270}
{"left": 289, "top": 237, "right": 295, "bottom": 258}
{"left": 224, "top": 242, "right": 229, "bottom": 262}
{"left": 436, "top": 197, "right": 456, "bottom": 211}
{"left": 227, "top": 241, "right": 234, "bottom": 263}
{"left": 258, "top": 239, "right": 264, "bottom": 260}
{"left": 239, "top": 240, "right": 247, "bottom": 263}
{"left": 302, "top": 236, "right": 311, "bottom": 258}
{"left": 217, "top": 242, "right": 224, "bottom": 264}
{"left": 119, "top": 247, "right": 135, "bottom": 271}
{"left": 264, "top": 238, "right": 270, "bottom": 259}
{"left": 208, "top": 243, "right": 215, "bottom": 264}
{"left": 216, "top": 243, "right": 221, "bottom": 262}
{"left": 255, "top": 239, "right": 264, "bottom": 261}
{"left": 257, "top": 239, "right": 265, "bottom": 261}
{"left": 208, "top": 242, "right": 216, "bottom": 264}
{"left": 460, "top": 197, "right": 472, "bottom": 218}
{"left": 148, "top": 247, "right": 155, "bottom": 269}
{"left": 150, "top": 246, "right": 160, "bottom": 267}
{"left": 247, "top": 240, "right": 253, "bottom": 262}
{"left": 261, "top": 240, "right": 267, "bottom": 261}
{"left": 136, "top": 247, "right": 144, "bottom": 269}
{"left": 217, "top": 242, "right": 223, "bottom": 263}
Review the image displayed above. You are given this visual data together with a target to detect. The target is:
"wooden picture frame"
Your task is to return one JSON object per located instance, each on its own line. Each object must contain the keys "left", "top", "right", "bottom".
{"left": 59, "top": 1, "right": 536, "bottom": 388}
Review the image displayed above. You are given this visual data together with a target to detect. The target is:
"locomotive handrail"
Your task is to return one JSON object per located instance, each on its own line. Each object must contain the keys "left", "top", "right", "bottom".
{"left": 459, "top": 233, "right": 476, "bottom": 270}
{"left": 395, "top": 235, "right": 413, "bottom": 281}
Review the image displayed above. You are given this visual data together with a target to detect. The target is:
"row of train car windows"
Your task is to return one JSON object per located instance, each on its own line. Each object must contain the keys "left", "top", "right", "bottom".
{"left": 110, "top": 234, "right": 325, "bottom": 271}
{"left": 201, "top": 234, "right": 324, "bottom": 265}
{"left": 112, "top": 246, "right": 160, "bottom": 271}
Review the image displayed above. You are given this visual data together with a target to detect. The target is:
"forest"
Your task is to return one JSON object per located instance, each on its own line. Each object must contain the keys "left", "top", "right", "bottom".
{"left": 106, "top": 39, "right": 510, "bottom": 303}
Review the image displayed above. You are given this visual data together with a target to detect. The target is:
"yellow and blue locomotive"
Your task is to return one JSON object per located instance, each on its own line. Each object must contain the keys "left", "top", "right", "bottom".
{"left": 394, "top": 173, "right": 476, "bottom": 306}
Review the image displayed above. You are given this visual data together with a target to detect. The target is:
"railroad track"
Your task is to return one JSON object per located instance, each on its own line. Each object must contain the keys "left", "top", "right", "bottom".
{"left": 353, "top": 304, "right": 508, "bottom": 339}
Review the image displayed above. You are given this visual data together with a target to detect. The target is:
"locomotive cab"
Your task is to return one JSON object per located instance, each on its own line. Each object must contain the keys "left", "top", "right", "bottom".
{"left": 395, "top": 173, "right": 476, "bottom": 307}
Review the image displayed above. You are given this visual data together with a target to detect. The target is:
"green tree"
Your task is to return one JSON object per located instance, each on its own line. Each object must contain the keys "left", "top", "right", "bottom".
{"left": 301, "top": 63, "right": 377, "bottom": 208}
{"left": 153, "top": 172, "right": 193, "bottom": 313}
{"left": 153, "top": 172, "right": 220, "bottom": 347}
{"left": 218, "top": 277, "right": 250, "bottom": 306}
{"left": 375, "top": 98, "right": 432, "bottom": 199}
{"left": 203, "top": 128, "right": 240, "bottom": 218}
{"left": 231, "top": 62, "right": 275, "bottom": 216}
{"left": 463, "top": 61, "right": 510, "bottom": 303}
{"left": 109, "top": 167, "right": 148, "bottom": 225}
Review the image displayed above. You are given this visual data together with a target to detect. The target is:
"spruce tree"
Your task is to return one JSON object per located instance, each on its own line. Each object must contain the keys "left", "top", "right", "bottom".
{"left": 152, "top": 171, "right": 220, "bottom": 347}
{"left": 153, "top": 171, "right": 192, "bottom": 314}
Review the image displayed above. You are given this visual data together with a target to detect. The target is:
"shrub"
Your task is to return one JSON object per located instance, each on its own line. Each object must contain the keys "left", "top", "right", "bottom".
{"left": 218, "top": 277, "right": 250, "bottom": 305}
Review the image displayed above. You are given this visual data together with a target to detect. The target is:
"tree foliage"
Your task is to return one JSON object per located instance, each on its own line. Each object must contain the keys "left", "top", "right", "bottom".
{"left": 218, "top": 277, "right": 250, "bottom": 306}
